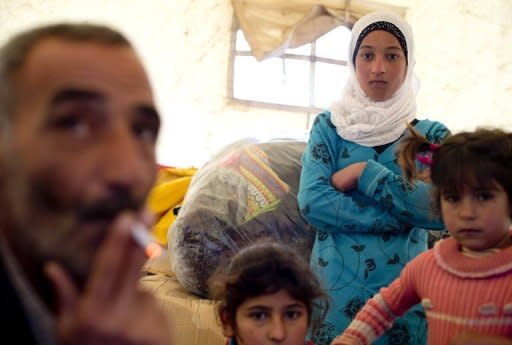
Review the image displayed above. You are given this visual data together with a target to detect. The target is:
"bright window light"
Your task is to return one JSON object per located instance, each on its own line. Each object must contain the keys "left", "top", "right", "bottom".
{"left": 230, "top": 25, "right": 351, "bottom": 113}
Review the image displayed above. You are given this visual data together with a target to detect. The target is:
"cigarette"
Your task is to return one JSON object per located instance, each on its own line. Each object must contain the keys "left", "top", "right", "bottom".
{"left": 131, "top": 223, "right": 162, "bottom": 258}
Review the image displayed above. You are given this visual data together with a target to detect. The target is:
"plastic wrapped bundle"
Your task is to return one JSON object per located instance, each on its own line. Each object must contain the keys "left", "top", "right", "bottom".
{"left": 168, "top": 139, "right": 315, "bottom": 297}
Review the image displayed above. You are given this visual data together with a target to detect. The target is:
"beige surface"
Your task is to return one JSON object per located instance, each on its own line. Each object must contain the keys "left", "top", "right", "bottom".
{"left": 140, "top": 250, "right": 225, "bottom": 345}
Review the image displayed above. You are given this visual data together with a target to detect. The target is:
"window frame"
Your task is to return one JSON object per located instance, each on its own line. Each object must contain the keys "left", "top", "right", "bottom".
{"left": 227, "top": 25, "right": 350, "bottom": 116}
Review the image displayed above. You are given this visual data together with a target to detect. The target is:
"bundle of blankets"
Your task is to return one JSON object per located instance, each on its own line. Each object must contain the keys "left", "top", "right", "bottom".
{"left": 168, "top": 139, "right": 315, "bottom": 297}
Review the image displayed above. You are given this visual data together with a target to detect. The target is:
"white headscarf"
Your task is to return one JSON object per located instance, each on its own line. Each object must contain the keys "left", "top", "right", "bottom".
{"left": 329, "top": 11, "right": 419, "bottom": 147}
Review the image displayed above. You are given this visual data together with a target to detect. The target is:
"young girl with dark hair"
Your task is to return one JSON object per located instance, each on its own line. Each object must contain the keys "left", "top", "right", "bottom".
{"left": 209, "top": 242, "right": 328, "bottom": 345}
{"left": 332, "top": 127, "right": 512, "bottom": 345}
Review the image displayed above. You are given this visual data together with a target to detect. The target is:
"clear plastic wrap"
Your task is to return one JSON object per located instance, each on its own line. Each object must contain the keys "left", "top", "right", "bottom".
{"left": 168, "top": 139, "right": 315, "bottom": 297}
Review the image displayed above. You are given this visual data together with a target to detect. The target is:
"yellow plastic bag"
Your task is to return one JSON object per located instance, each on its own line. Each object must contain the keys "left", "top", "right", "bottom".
{"left": 147, "top": 167, "right": 197, "bottom": 245}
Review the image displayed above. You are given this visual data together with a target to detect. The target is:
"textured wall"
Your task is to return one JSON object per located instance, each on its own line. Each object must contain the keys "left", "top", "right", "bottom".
{"left": 408, "top": 0, "right": 512, "bottom": 133}
{"left": 1, "top": 0, "right": 511, "bottom": 166}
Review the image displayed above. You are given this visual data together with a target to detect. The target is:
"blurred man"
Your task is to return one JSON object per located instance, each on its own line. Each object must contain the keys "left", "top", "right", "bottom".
{"left": 0, "top": 23, "right": 171, "bottom": 345}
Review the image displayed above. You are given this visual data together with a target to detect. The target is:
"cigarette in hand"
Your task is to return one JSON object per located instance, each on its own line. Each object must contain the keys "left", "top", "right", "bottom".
{"left": 131, "top": 223, "right": 162, "bottom": 258}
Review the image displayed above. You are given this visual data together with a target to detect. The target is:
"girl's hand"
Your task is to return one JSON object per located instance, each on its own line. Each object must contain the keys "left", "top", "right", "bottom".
{"left": 415, "top": 168, "right": 431, "bottom": 183}
{"left": 331, "top": 335, "right": 359, "bottom": 345}
{"left": 331, "top": 162, "right": 367, "bottom": 192}
{"left": 450, "top": 331, "right": 512, "bottom": 345}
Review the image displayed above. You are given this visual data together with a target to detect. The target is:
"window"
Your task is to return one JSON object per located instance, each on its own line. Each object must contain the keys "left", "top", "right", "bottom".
{"left": 229, "top": 25, "right": 352, "bottom": 114}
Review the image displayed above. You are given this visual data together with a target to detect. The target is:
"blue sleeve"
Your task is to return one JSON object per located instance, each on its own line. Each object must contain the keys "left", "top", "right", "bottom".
{"left": 358, "top": 160, "right": 443, "bottom": 229}
{"left": 358, "top": 120, "right": 450, "bottom": 230}
{"left": 298, "top": 113, "right": 402, "bottom": 233}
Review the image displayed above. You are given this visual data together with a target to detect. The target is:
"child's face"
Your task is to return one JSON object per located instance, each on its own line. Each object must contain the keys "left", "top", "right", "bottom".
{"left": 441, "top": 182, "right": 512, "bottom": 251}
{"left": 223, "top": 289, "right": 309, "bottom": 345}
{"left": 355, "top": 30, "right": 407, "bottom": 102}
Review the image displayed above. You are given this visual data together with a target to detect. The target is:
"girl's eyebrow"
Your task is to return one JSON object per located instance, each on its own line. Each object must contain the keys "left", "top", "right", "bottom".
{"left": 358, "top": 45, "right": 375, "bottom": 50}
{"left": 245, "top": 302, "right": 306, "bottom": 310}
{"left": 472, "top": 186, "right": 500, "bottom": 192}
{"left": 358, "top": 45, "right": 402, "bottom": 51}
{"left": 284, "top": 302, "right": 307, "bottom": 309}
{"left": 245, "top": 305, "right": 272, "bottom": 312}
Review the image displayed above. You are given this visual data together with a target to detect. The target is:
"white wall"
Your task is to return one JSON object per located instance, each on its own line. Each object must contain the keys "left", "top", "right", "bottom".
{"left": 408, "top": 0, "right": 512, "bottom": 133}
{"left": 1, "top": 0, "right": 511, "bottom": 167}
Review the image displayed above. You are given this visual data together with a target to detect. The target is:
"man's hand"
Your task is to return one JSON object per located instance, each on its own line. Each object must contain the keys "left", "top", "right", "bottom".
{"left": 45, "top": 212, "right": 172, "bottom": 345}
{"left": 331, "top": 162, "right": 367, "bottom": 192}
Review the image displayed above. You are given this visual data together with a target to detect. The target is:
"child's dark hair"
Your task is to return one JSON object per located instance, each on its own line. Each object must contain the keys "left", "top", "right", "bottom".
{"left": 398, "top": 126, "right": 512, "bottom": 211}
{"left": 208, "top": 241, "right": 327, "bottom": 330}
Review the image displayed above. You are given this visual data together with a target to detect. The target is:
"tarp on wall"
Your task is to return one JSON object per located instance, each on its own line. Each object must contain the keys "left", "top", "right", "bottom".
{"left": 232, "top": 0, "right": 406, "bottom": 60}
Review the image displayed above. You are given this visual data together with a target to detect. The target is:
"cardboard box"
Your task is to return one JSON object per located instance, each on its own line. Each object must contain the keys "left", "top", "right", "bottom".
{"left": 140, "top": 250, "right": 225, "bottom": 345}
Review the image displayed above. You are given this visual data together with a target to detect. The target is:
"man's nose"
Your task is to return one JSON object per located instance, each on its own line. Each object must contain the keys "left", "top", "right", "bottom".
{"left": 99, "top": 125, "right": 153, "bottom": 193}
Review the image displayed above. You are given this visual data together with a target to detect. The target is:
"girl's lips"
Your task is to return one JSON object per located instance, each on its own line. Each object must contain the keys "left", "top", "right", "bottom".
{"left": 369, "top": 80, "right": 387, "bottom": 87}
{"left": 458, "top": 228, "right": 481, "bottom": 236}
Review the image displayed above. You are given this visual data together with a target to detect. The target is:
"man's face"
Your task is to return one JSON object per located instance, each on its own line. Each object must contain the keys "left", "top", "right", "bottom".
{"left": 0, "top": 38, "right": 160, "bottom": 286}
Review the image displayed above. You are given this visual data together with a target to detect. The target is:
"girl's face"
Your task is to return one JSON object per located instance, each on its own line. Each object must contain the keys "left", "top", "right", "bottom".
{"left": 441, "top": 181, "right": 512, "bottom": 251}
{"left": 222, "top": 289, "right": 309, "bottom": 345}
{"left": 354, "top": 30, "right": 407, "bottom": 101}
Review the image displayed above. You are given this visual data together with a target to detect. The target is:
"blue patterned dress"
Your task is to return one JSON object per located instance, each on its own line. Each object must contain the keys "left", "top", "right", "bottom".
{"left": 298, "top": 112, "right": 449, "bottom": 345}
{"left": 226, "top": 338, "right": 315, "bottom": 345}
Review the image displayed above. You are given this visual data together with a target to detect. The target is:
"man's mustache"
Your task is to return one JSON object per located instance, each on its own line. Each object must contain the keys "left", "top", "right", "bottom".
{"left": 77, "top": 193, "right": 142, "bottom": 222}
{"left": 31, "top": 179, "right": 144, "bottom": 222}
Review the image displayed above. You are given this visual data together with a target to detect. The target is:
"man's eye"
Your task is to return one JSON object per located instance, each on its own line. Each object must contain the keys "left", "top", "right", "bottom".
{"left": 133, "top": 121, "right": 159, "bottom": 143}
{"left": 52, "top": 115, "right": 89, "bottom": 137}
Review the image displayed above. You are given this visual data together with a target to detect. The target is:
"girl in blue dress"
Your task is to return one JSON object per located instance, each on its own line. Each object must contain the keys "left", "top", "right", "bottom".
{"left": 298, "top": 11, "right": 450, "bottom": 345}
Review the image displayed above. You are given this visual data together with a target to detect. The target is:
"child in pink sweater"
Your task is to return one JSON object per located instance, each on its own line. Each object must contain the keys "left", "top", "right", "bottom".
{"left": 332, "top": 128, "right": 512, "bottom": 345}
{"left": 209, "top": 242, "right": 328, "bottom": 345}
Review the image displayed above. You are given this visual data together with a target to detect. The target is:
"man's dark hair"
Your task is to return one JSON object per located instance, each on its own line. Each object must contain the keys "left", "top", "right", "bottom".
{"left": 0, "top": 23, "right": 132, "bottom": 127}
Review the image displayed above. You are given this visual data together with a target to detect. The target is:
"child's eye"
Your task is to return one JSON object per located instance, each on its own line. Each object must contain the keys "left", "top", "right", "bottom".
{"left": 386, "top": 53, "right": 400, "bottom": 61}
{"left": 442, "top": 194, "right": 459, "bottom": 203}
{"left": 358, "top": 51, "right": 374, "bottom": 61}
{"left": 284, "top": 310, "right": 302, "bottom": 320}
{"left": 475, "top": 191, "right": 493, "bottom": 201}
{"left": 248, "top": 311, "right": 268, "bottom": 321}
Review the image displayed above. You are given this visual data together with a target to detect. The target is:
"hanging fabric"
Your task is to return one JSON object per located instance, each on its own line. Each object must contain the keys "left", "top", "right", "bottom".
{"left": 231, "top": 0, "right": 406, "bottom": 60}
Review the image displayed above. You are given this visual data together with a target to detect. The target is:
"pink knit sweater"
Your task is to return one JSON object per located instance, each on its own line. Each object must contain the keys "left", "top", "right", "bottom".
{"left": 333, "top": 237, "right": 512, "bottom": 345}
